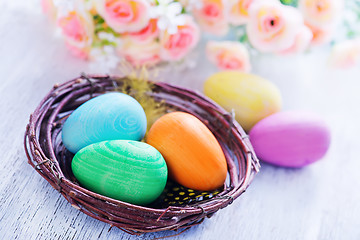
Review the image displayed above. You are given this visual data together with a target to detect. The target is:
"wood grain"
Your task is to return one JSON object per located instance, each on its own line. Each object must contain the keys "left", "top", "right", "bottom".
{"left": 1, "top": 1, "right": 360, "bottom": 239}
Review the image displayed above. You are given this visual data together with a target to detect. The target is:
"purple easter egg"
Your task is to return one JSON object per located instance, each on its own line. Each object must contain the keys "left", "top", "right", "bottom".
{"left": 249, "top": 111, "right": 331, "bottom": 167}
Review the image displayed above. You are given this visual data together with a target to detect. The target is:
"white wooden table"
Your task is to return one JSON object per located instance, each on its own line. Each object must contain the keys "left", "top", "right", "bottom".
{"left": 1, "top": 1, "right": 360, "bottom": 239}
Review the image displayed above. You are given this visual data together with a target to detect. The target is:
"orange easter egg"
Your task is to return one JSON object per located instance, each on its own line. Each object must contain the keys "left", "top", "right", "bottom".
{"left": 146, "top": 112, "right": 227, "bottom": 191}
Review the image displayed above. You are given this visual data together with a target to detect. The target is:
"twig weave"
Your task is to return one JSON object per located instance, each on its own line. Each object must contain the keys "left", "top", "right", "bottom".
{"left": 24, "top": 75, "right": 260, "bottom": 235}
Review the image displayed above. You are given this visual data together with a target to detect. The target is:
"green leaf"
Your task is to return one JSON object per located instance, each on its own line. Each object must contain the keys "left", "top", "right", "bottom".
{"left": 239, "top": 33, "right": 248, "bottom": 43}
{"left": 93, "top": 14, "right": 105, "bottom": 25}
{"left": 101, "top": 39, "right": 117, "bottom": 47}
{"left": 280, "top": 0, "right": 298, "bottom": 7}
{"left": 347, "top": 31, "right": 356, "bottom": 38}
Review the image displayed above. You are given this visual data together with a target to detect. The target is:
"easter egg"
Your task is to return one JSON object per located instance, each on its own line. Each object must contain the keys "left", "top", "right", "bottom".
{"left": 204, "top": 71, "right": 282, "bottom": 131}
{"left": 146, "top": 112, "right": 227, "bottom": 191}
{"left": 249, "top": 111, "right": 331, "bottom": 168}
{"left": 62, "top": 92, "right": 147, "bottom": 153}
{"left": 71, "top": 140, "right": 168, "bottom": 205}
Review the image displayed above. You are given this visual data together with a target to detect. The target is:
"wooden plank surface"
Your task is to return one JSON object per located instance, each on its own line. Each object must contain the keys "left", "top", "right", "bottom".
{"left": 1, "top": 1, "right": 360, "bottom": 239}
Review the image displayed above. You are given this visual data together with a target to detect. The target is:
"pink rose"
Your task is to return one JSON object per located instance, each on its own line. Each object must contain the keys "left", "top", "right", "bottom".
{"left": 58, "top": 9, "right": 94, "bottom": 59}
{"left": 119, "top": 39, "right": 161, "bottom": 66}
{"left": 228, "top": 0, "right": 254, "bottom": 25}
{"left": 329, "top": 38, "right": 360, "bottom": 68}
{"left": 41, "top": 0, "right": 57, "bottom": 21}
{"left": 127, "top": 19, "right": 159, "bottom": 42}
{"left": 66, "top": 43, "right": 90, "bottom": 59}
{"left": 160, "top": 15, "right": 200, "bottom": 61}
{"left": 279, "top": 26, "right": 313, "bottom": 54}
{"left": 307, "top": 24, "right": 334, "bottom": 45}
{"left": 299, "top": 0, "right": 343, "bottom": 45}
{"left": 206, "top": 41, "right": 251, "bottom": 72}
{"left": 193, "top": 0, "right": 229, "bottom": 36}
{"left": 95, "top": 0, "right": 150, "bottom": 33}
{"left": 246, "top": 0, "right": 304, "bottom": 53}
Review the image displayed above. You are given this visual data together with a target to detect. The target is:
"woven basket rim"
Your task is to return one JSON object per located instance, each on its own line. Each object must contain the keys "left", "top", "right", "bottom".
{"left": 24, "top": 74, "right": 260, "bottom": 235}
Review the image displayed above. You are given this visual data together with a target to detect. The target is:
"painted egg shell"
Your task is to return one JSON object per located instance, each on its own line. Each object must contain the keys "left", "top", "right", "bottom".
{"left": 71, "top": 140, "right": 168, "bottom": 205}
{"left": 204, "top": 71, "right": 282, "bottom": 132}
{"left": 146, "top": 112, "right": 227, "bottom": 191}
{"left": 249, "top": 111, "right": 331, "bottom": 168}
{"left": 62, "top": 92, "right": 147, "bottom": 153}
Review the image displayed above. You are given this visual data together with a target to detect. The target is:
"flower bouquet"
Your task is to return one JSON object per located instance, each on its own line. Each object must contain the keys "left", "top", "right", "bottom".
{"left": 42, "top": 0, "right": 360, "bottom": 71}
{"left": 203, "top": 0, "right": 360, "bottom": 71}
{"left": 42, "top": 0, "right": 200, "bottom": 71}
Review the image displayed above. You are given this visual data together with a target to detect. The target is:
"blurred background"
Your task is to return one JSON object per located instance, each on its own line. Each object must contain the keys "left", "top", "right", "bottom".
{"left": 1, "top": 0, "right": 360, "bottom": 239}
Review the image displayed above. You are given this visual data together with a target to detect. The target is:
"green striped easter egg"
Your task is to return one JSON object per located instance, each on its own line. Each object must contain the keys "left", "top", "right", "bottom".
{"left": 71, "top": 140, "right": 168, "bottom": 205}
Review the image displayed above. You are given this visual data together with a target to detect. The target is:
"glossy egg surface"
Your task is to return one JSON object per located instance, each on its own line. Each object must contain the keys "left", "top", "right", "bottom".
{"left": 146, "top": 112, "right": 227, "bottom": 191}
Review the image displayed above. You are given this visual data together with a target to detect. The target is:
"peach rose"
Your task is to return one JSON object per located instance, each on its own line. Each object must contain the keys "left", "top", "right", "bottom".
{"left": 329, "top": 38, "right": 360, "bottom": 68}
{"left": 160, "top": 15, "right": 200, "bottom": 61}
{"left": 206, "top": 41, "right": 251, "bottom": 72}
{"left": 127, "top": 19, "right": 159, "bottom": 42}
{"left": 66, "top": 42, "right": 90, "bottom": 59}
{"left": 119, "top": 39, "right": 161, "bottom": 66}
{"left": 95, "top": 0, "right": 150, "bottom": 33}
{"left": 58, "top": 8, "right": 94, "bottom": 59}
{"left": 279, "top": 26, "right": 313, "bottom": 54}
{"left": 246, "top": 0, "right": 304, "bottom": 53}
{"left": 299, "top": 0, "right": 343, "bottom": 45}
{"left": 298, "top": 0, "right": 343, "bottom": 29}
{"left": 193, "top": 0, "right": 229, "bottom": 36}
{"left": 228, "top": 0, "right": 254, "bottom": 25}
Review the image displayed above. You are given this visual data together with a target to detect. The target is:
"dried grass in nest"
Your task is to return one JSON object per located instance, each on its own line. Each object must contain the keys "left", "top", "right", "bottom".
{"left": 24, "top": 74, "right": 260, "bottom": 235}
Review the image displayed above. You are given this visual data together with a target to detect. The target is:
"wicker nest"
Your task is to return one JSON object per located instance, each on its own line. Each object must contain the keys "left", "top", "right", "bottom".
{"left": 24, "top": 74, "right": 260, "bottom": 235}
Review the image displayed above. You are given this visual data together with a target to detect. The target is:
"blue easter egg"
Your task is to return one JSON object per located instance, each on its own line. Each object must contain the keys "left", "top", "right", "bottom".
{"left": 62, "top": 92, "right": 147, "bottom": 153}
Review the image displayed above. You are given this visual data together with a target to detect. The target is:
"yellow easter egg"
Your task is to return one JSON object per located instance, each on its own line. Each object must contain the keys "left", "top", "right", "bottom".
{"left": 204, "top": 71, "right": 282, "bottom": 131}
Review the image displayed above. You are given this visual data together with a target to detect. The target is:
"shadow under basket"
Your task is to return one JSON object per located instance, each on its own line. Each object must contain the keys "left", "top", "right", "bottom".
{"left": 24, "top": 74, "right": 260, "bottom": 235}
